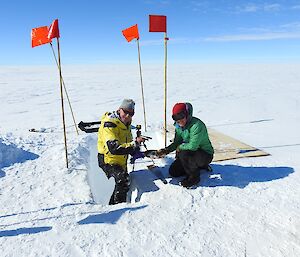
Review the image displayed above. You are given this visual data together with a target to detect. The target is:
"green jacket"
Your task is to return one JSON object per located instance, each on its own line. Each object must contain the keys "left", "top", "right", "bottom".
{"left": 166, "top": 103, "right": 214, "bottom": 155}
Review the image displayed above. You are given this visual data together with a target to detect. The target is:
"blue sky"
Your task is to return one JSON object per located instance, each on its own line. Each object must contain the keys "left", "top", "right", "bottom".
{"left": 1, "top": 0, "right": 300, "bottom": 65}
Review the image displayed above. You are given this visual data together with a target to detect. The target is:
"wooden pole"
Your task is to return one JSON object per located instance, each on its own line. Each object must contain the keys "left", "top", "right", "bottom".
{"left": 56, "top": 38, "right": 69, "bottom": 168}
{"left": 164, "top": 32, "right": 168, "bottom": 147}
{"left": 50, "top": 43, "right": 79, "bottom": 135}
{"left": 136, "top": 39, "right": 147, "bottom": 132}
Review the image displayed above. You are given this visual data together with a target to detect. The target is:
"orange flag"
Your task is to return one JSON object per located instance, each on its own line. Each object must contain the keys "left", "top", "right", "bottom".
{"left": 149, "top": 15, "right": 167, "bottom": 32}
{"left": 48, "top": 19, "right": 60, "bottom": 39}
{"left": 122, "top": 24, "right": 139, "bottom": 42}
{"left": 31, "top": 26, "right": 52, "bottom": 48}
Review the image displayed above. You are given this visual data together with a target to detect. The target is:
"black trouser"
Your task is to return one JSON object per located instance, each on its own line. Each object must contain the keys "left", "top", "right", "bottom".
{"left": 98, "top": 154, "right": 130, "bottom": 205}
{"left": 169, "top": 150, "right": 213, "bottom": 178}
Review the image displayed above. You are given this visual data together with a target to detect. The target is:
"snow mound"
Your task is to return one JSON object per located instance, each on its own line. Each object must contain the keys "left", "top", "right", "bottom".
{"left": 0, "top": 138, "right": 39, "bottom": 170}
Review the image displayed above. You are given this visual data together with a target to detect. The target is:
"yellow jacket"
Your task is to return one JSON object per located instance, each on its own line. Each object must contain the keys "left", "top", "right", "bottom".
{"left": 97, "top": 112, "right": 135, "bottom": 170}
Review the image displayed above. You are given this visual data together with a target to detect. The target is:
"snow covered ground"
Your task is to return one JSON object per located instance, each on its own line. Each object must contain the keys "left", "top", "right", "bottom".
{"left": 1, "top": 63, "right": 300, "bottom": 256}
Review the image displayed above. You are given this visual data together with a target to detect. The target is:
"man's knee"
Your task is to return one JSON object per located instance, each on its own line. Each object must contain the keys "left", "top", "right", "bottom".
{"left": 195, "top": 150, "right": 213, "bottom": 168}
{"left": 169, "top": 165, "right": 180, "bottom": 177}
{"left": 177, "top": 150, "right": 192, "bottom": 162}
{"left": 169, "top": 160, "right": 186, "bottom": 177}
{"left": 178, "top": 149, "right": 213, "bottom": 169}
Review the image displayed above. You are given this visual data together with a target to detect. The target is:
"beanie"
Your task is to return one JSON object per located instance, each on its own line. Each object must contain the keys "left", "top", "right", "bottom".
{"left": 172, "top": 103, "right": 187, "bottom": 116}
{"left": 119, "top": 99, "right": 135, "bottom": 111}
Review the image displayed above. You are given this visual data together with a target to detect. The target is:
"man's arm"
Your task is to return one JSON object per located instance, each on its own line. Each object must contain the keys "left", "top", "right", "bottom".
{"left": 102, "top": 121, "right": 136, "bottom": 155}
{"left": 164, "top": 130, "right": 182, "bottom": 153}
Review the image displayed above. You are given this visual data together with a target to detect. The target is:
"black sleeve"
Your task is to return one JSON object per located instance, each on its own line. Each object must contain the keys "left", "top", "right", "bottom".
{"left": 106, "top": 140, "right": 136, "bottom": 155}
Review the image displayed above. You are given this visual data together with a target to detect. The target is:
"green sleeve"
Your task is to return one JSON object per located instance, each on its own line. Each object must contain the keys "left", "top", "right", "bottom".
{"left": 166, "top": 130, "right": 182, "bottom": 153}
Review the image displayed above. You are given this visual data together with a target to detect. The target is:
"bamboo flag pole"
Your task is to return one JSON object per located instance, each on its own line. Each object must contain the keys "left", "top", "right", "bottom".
{"left": 32, "top": 19, "right": 69, "bottom": 168}
{"left": 50, "top": 42, "right": 79, "bottom": 135}
{"left": 122, "top": 24, "right": 147, "bottom": 132}
{"left": 149, "top": 15, "right": 168, "bottom": 146}
{"left": 136, "top": 39, "right": 147, "bottom": 132}
{"left": 164, "top": 32, "right": 168, "bottom": 147}
{"left": 56, "top": 38, "right": 69, "bottom": 168}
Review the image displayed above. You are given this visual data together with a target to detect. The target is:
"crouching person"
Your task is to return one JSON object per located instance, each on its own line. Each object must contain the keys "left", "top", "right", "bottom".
{"left": 157, "top": 102, "right": 214, "bottom": 188}
{"left": 97, "top": 99, "right": 145, "bottom": 205}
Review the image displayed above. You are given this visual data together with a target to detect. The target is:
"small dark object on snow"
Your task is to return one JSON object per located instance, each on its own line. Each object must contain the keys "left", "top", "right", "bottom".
{"left": 29, "top": 128, "right": 46, "bottom": 133}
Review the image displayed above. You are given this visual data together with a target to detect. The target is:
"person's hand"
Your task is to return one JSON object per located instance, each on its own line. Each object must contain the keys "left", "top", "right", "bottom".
{"left": 156, "top": 148, "right": 168, "bottom": 158}
{"left": 136, "top": 136, "right": 146, "bottom": 144}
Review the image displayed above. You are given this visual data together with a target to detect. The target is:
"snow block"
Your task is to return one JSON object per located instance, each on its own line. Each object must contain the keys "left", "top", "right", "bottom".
{"left": 86, "top": 137, "right": 114, "bottom": 205}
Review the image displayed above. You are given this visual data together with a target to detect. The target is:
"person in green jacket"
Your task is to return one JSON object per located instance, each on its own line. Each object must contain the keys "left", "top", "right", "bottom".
{"left": 157, "top": 102, "right": 214, "bottom": 187}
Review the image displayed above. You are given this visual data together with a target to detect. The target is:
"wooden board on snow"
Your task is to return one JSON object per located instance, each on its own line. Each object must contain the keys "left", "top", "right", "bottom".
{"left": 207, "top": 128, "right": 270, "bottom": 162}
{"left": 165, "top": 125, "right": 270, "bottom": 162}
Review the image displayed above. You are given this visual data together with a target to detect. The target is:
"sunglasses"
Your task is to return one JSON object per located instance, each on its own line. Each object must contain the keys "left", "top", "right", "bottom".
{"left": 172, "top": 111, "right": 186, "bottom": 121}
{"left": 122, "top": 108, "right": 135, "bottom": 117}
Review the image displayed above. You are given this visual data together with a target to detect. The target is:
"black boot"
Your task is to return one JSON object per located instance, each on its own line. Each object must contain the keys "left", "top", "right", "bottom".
{"left": 180, "top": 175, "right": 200, "bottom": 188}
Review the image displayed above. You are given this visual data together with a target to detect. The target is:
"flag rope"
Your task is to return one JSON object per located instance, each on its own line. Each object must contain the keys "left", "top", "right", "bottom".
{"left": 50, "top": 43, "right": 79, "bottom": 136}
{"left": 136, "top": 39, "right": 147, "bottom": 132}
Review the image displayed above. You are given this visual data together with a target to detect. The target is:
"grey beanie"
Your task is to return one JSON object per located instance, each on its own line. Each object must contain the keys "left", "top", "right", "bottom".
{"left": 119, "top": 99, "right": 135, "bottom": 110}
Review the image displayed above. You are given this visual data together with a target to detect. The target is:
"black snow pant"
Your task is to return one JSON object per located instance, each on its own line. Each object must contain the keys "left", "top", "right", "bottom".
{"left": 98, "top": 154, "right": 130, "bottom": 205}
{"left": 169, "top": 150, "right": 213, "bottom": 179}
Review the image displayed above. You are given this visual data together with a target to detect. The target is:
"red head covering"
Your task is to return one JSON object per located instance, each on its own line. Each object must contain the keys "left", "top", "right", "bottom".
{"left": 172, "top": 103, "right": 187, "bottom": 115}
{"left": 172, "top": 103, "right": 188, "bottom": 121}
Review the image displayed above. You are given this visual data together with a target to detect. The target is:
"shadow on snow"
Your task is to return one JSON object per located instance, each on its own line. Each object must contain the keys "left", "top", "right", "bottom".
{"left": 0, "top": 139, "right": 39, "bottom": 178}
{"left": 168, "top": 163, "right": 294, "bottom": 188}
{"left": 162, "top": 154, "right": 294, "bottom": 188}
{"left": 0, "top": 202, "right": 88, "bottom": 219}
{"left": 78, "top": 205, "right": 147, "bottom": 225}
{"left": 129, "top": 168, "right": 160, "bottom": 203}
{"left": 0, "top": 226, "right": 52, "bottom": 237}
{"left": 129, "top": 158, "right": 294, "bottom": 198}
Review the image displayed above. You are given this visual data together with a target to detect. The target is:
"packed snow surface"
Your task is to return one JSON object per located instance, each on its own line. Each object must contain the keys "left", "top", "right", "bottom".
{"left": 1, "top": 64, "right": 300, "bottom": 257}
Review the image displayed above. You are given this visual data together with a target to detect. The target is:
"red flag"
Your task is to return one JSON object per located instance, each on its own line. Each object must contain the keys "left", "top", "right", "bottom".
{"left": 31, "top": 26, "right": 52, "bottom": 48}
{"left": 122, "top": 24, "right": 139, "bottom": 42}
{"left": 149, "top": 15, "right": 167, "bottom": 32}
{"left": 48, "top": 19, "right": 60, "bottom": 39}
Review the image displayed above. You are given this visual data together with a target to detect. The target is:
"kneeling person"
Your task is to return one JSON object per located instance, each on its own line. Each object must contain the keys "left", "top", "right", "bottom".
{"left": 157, "top": 102, "right": 214, "bottom": 187}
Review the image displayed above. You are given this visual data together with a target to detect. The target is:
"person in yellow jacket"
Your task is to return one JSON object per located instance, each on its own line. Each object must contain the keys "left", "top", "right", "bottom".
{"left": 97, "top": 99, "right": 145, "bottom": 205}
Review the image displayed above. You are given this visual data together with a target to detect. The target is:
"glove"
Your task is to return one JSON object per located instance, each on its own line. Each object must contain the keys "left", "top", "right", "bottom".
{"left": 136, "top": 136, "right": 146, "bottom": 144}
{"left": 130, "top": 150, "right": 145, "bottom": 164}
{"left": 156, "top": 148, "right": 169, "bottom": 158}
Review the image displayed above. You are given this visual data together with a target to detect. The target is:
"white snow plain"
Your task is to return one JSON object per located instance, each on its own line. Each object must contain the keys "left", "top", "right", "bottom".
{"left": 0, "top": 63, "right": 300, "bottom": 257}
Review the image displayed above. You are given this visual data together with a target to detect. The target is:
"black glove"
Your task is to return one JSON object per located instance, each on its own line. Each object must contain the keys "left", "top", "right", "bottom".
{"left": 156, "top": 148, "right": 169, "bottom": 158}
